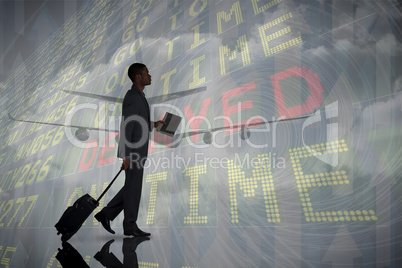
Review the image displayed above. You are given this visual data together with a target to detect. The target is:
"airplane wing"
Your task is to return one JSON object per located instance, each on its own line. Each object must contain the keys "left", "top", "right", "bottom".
{"left": 8, "top": 113, "right": 118, "bottom": 132}
{"left": 147, "top": 86, "right": 206, "bottom": 104}
{"left": 62, "top": 86, "right": 207, "bottom": 105}
{"left": 61, "top": 90, "right": 123, "bottom": 103}
{"left": 153, "top": 110, "right": 319, "bottom": 145}
{"left": 175, "top": 110, "right": 317, "bottom": 139}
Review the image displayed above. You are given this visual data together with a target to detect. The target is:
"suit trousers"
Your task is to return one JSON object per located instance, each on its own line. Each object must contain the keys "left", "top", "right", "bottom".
{"left": 101, "top": 165, "right": 144, "bottom": 232}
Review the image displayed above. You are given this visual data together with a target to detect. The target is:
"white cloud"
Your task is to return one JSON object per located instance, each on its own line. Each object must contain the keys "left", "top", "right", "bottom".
{"left": 359, "top": 92, "right": 402, "bottom": 128}
{"left": 393, "top": 76, "right": 402, "bottom": 92}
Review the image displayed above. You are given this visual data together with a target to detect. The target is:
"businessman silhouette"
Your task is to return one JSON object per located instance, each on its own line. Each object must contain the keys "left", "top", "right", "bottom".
{"left": 95, "top": 63, "right": 165, "bottom": 236}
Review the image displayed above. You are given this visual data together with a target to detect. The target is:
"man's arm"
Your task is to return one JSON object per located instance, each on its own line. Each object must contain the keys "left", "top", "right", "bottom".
{"left": 121, "top": 120, "right": 166, "bottom": 170}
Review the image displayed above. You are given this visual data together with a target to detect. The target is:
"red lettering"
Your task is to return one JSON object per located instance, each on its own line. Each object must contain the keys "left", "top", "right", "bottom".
{"left": 150, "top": 115, "right": 173, "bottom": 152}
{"left": 78, "top": 140, "right": 98, "bottom": 171}
{"left": 149, "top": 139, "right": 155, "bottom": 154}
{"left": 221, "top": 82, "right": 262, "bottom": 134}
{"left": 271, "top": 66, "right": 324, "bottom": 118}
{"left": 184, "top": 98, "right": 211, "bottom": 141}
{"left": 98, "top": 132, "right": 118, "bottom": 166}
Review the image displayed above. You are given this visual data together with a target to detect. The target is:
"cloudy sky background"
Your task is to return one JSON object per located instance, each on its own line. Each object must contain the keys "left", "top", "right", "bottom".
{"left": 0, "top": 0, "right": 401, "bottom": 266}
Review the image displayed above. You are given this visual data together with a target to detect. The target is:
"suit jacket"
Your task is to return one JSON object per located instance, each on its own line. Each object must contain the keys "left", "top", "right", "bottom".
{"left": 117, "top": 85, "right": 151, "bottom": 160}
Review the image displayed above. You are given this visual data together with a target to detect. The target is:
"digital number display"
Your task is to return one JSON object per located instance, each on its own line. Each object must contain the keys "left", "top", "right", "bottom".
{"left": 0, "top": 0, "right": 401, "bottom": 266}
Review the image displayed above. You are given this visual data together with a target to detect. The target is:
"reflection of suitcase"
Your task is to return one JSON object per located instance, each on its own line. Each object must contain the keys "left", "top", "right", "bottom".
{"left": 56, "top": 241, "right": 90, "bottom": 267}
{"left": 55, "top": 168, "right": 123, "bottom": 241}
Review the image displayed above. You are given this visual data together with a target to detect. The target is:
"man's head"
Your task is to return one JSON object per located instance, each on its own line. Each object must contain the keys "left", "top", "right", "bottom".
{"left": 128, "top": 63, "right": 151, "bottom": 89}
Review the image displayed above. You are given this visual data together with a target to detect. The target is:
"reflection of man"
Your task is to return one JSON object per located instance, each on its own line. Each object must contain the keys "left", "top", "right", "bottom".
{"left": 94, "top": 237, "right": 150, "bottom": 268}
{"left": 95, "top": 63, "right": 165, "bottom": 236}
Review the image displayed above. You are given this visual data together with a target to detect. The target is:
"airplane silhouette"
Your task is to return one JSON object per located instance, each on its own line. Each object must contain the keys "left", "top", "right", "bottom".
{"left": 8, "top": 86, "right": 317, "bottom": 144}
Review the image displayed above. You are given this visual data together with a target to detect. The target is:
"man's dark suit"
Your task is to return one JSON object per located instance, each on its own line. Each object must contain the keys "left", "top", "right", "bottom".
{"left": 100, "top": 84, "right": 151, "bottom": 233}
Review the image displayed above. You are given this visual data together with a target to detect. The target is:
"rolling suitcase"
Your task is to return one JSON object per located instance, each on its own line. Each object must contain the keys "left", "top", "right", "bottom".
{"left": 55, "top": 168, "right": 123, "bottom": 241}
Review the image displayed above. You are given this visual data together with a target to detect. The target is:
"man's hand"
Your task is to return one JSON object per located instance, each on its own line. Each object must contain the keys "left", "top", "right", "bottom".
{"left": 154, "top": 120, "right": 166, "bottom": 128}
{"left": 122, "top": 158, "right": 130, "bottom": 170}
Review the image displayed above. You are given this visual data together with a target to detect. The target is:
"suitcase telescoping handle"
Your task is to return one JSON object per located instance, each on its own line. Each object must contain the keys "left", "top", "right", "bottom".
{"left": 96, "top": 167, "right": 124, "bottom": 203}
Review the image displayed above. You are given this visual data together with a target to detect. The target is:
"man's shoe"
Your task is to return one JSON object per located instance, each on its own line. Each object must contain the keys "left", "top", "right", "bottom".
{"left": 95, "top": 212, "right": 115, "bottom": 234}
{"left": 124, "top": 227, "right": 151, "bottom": 237}
{"left": 94, "top": 239, "right": 122, "bottom": 266}
{"left": 94, "top": 239, "right": 115, "bottom": 262}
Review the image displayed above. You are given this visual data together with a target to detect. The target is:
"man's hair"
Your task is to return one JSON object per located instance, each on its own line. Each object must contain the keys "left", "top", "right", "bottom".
{"left": 128, "top": 63, "right": 146, "bottom": 82}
